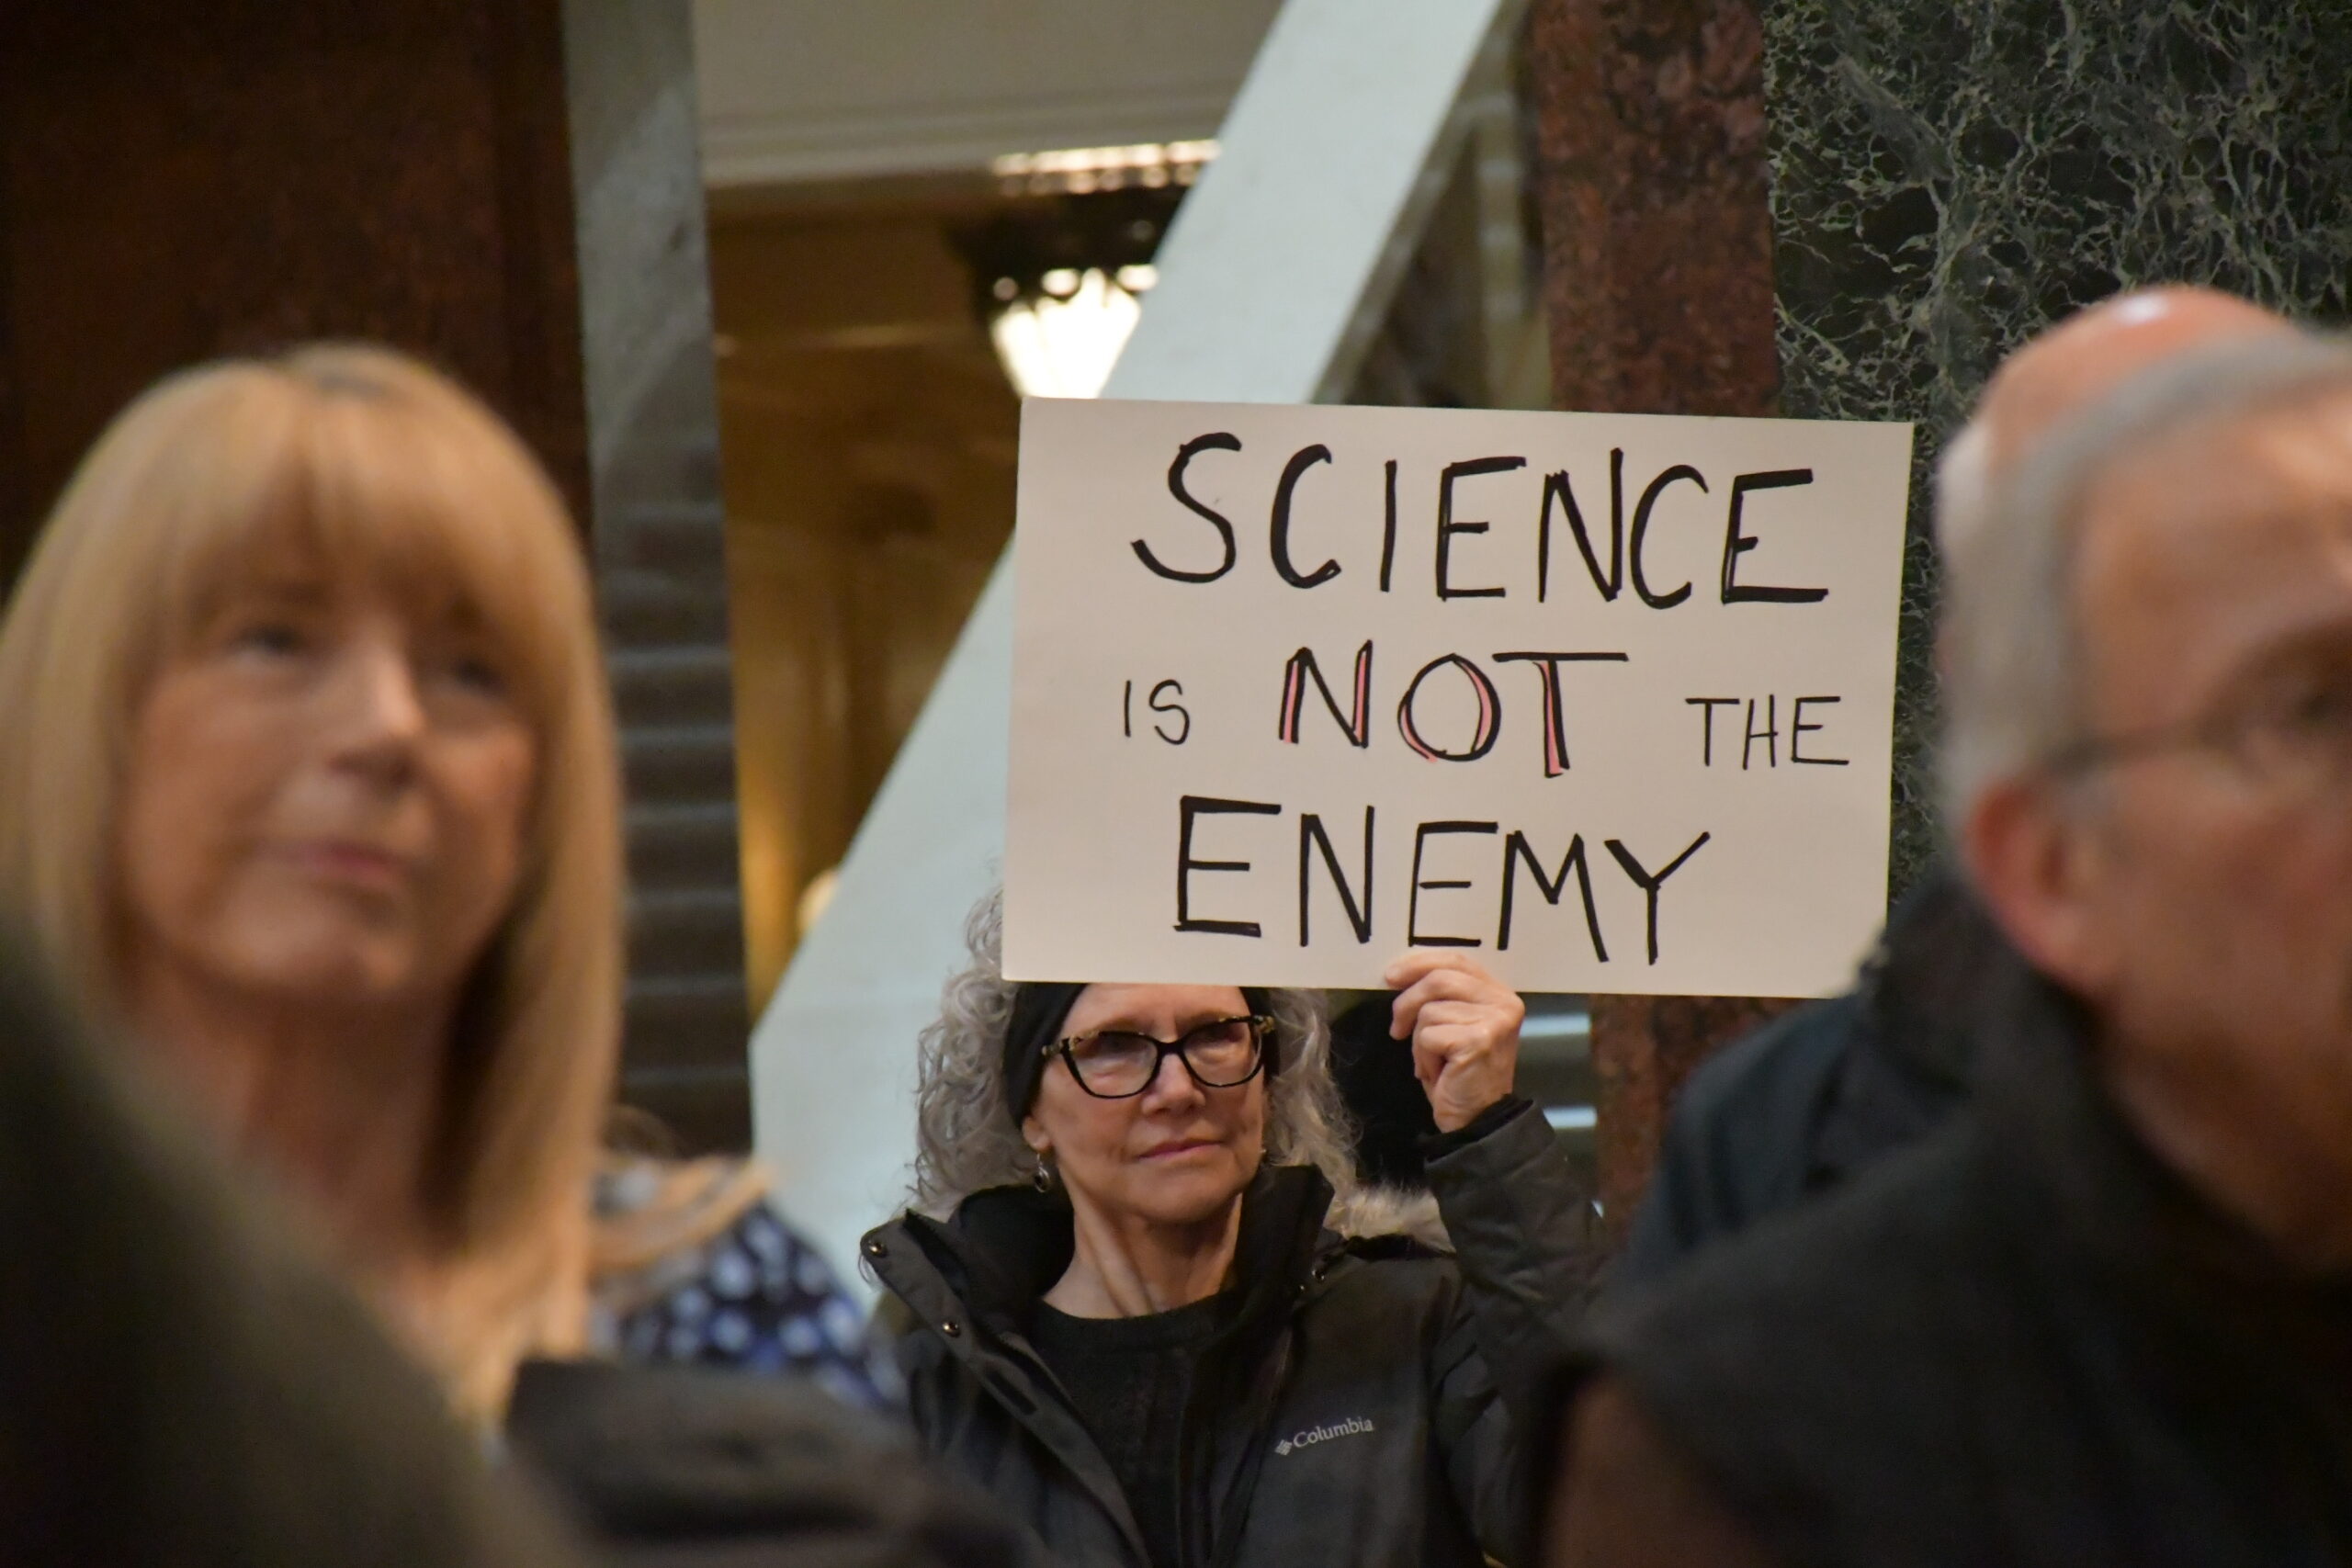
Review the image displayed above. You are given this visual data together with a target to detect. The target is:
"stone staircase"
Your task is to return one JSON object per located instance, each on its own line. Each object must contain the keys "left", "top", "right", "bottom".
{"left": 560, "top": 0, "right": 755, "bottom": 1152}
{"left": 596, "top": 438, "right": 751, "bottom": 1153}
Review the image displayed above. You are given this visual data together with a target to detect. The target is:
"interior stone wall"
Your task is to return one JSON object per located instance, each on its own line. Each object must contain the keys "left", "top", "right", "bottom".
{"left": 564, "top": 0, "right": 752, "bottom": 1151}
{"left": 0, "top": 0, "right": 585, "bottom": 589}
{"left": 1763, "top": 0, "right": 2352, "bottom": 896}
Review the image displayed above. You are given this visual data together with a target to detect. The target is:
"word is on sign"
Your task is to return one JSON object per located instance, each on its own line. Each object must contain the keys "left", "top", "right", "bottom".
{"left": 1004, "top": 398, "right": 1915, "bottom": 997}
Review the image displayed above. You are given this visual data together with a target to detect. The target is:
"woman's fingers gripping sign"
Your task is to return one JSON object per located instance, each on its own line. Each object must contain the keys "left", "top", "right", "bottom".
{"left": 1384, "top": 951, "right": 1526, "bottom": 1134}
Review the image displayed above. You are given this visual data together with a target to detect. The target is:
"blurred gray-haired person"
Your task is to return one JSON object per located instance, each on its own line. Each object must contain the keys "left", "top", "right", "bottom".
{"left": 1548, "top": 317, "right": 2352, "bottom": 1565}
{"left": 1615, "top": 287, "right": 2296, "bottom": 1291}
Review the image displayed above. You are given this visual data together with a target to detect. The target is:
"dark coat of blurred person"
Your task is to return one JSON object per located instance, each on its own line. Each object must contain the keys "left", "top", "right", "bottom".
{"left": 1543, "top": 331, "right": 2352, "bottom": 1567}
{"left": 1615, "top": 287, "right": 2295, "bottom": 1294}
{"left": 862, "top": 892, "right": 1600, "bottom": 1568}
{"left": 1611, "top": 869, "right": 1989, "bottom": 1291}
{"left": 0, "top": 926, "right": 579, "bottom": 1568}
{"left": 0, "top": 345, "right": 1023, "bottom": 1566}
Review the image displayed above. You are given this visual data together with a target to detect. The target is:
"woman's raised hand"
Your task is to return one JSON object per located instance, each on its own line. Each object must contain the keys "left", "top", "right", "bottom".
{"left": 1385, "top": 951, "right": 1526, "bottom": 1134}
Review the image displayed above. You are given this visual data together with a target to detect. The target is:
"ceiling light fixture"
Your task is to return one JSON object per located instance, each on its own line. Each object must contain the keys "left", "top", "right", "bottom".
{"left": 990, "top": 141, "right": 1217, "bottom": 197}
{"left": 956, "top": 147, "right": 1204, "bottom": 400}
{"left": 987, "top": 265, "right": 1152, "bottom": 400}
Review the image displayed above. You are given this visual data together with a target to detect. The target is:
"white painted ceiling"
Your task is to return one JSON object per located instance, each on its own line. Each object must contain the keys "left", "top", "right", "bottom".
{"left": 693, "top": 0, "right": 1284, "bottom": 186}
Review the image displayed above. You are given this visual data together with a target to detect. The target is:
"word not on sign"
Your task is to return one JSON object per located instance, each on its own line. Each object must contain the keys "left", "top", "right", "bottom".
{"left": 1004, "top": 398, "right": 1914, "bottom": 996}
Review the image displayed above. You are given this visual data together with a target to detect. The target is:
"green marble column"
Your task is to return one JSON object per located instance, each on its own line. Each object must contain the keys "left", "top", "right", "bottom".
{"left": 1765, "top": 0, "right": 2352, "bottom": 894}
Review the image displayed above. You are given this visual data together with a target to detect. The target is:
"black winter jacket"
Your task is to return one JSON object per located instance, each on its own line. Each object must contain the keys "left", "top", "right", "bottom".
{"left": 861, "top": 1100, "right": 1600, "bottom": 1568}
{"left": 507, "top": 1359, "right": 1045, "bottom": 1568}
{"left": 1615, "top": 870, "right": 1996, "bottom": 1290}
{"left": 1576, "top": 950, "right": 2352, "bottom": 1567}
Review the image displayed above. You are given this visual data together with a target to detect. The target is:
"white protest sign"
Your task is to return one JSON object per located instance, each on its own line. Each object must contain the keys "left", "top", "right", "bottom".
{"left": 1004, "top": 399, "right": 1915, "bottom": 997}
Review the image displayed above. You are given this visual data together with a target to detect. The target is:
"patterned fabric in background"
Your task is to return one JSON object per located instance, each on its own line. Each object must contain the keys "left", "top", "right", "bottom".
{"left": 589, "top": 1159, "right": 901, "bottom": 1414}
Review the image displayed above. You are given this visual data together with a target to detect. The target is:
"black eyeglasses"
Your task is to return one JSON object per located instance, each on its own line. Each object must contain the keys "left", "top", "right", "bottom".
{"left": 1045, "top": 1014, "right": 1272, "bottom": 1100}
{"left": 2045, "top": 663, "right": 2352, "bottom": 795}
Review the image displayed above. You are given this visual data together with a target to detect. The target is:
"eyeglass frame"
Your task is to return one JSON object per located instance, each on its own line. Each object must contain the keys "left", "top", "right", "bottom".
{"left": 2041, "top": 668, "right": 2352, "bottom": 791}
{"left": 1041, "top": 1013, "right": 1274, "bottom": 1100}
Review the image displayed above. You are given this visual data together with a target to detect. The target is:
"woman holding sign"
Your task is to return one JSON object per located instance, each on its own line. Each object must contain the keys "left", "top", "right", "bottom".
{"left": 864, "top": 892, "right": 1600, "bottom": 1568}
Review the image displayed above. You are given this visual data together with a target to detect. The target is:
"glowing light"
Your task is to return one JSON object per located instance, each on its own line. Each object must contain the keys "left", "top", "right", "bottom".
{"left": 989, "top": 267, "right": 1146, "bottom": 400}
{"left": 990, "top": 140, "right": 1218, "bottom": 195}
{"left": 797, "top": 867, "right": 841, "bottom": 937}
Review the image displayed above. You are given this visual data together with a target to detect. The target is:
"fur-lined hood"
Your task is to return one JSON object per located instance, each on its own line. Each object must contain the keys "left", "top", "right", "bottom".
{"left": 1328, "top": 1182, "right": 1450, "bottom": 1252}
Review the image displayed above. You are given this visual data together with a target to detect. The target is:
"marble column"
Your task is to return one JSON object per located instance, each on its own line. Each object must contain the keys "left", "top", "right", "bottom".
{"left": 0, "top": 0, "right": 588, "bottom": 583}
{"left": 1534, "top": 0, "right": 2352, "bottom": 1239}
{"left": 0, "top": 0, "right": 752, "bottom": 1151}
{"left": 1767, "top": 0, "right": 2352, "bottom": 895}
{"left": 1528, "top": 0, "right": 1796, "bottom": 1239}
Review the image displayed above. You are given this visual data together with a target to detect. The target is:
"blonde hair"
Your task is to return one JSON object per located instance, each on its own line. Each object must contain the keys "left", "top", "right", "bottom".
{"left": 0, "top": 344, "right": 625, "bottom": 1419}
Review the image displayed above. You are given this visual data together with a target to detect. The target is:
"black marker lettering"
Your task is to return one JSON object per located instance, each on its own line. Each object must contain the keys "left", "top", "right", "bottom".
{"left": 1493, "top": 651, "right": 1629, "bottom": 777}
{"left": 1175, "top": 795, "right": 1280, "bottom": 936}
{"left": 1791, "top": 695, "right": 1849, "bottom": 765}
{"left": 1538, "top": 457, "right": 1623, "bottom": 604}
{"left": 1298, "top": 807, "right": 1375, "bottom": 946}
{"left": 1270, "top": 444, "right": 1340, "bottom": 589}
{"left": 1685, "top": 697, "right": 1739, "bottom": 766}
{"left": 1378, "top": 459, "right": 1399, "bottom": 593}
{"left": 1436, "top": 457, "right": 1523, "bottom": 600}
{"left": 1149, "top": 680, "right": 1191, "bottom": 745}
{"left": 1135, "top": 432, "right": 1241, "bottom": 583}
{"left": 1629, "top": 464, "right": 1705, "bottom": 609}
{"left": 1408, "top": 820, "right": 1498, "bottom": 947}
{"left": 1277, "top": 641, "right": 1373, "bottom": 748}
{"left": 1498, "top": 830, "right": 1609, "bottom": 959}
{"left": 1396, "top": 654, "right": 1502, "bottom": 763}
{"left": 1605, "top": 833, "right": 1712, "bottom": 964}
{"left": 1721, "top": 469, "right": 1827, "bottom": 604}
{"left": 1742, "top": 695, "right": 1776, "bottom": 770}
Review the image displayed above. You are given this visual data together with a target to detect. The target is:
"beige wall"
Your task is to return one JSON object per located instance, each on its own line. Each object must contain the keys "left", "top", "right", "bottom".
{"left": 696, "top": 0, "right": 1286, "bottom": 1009}
{"left": 693, "top": 0, "right": 1282, "bottom": 186}
{"left": 712, "top": 198, "right": 1020, "bottom": 1010}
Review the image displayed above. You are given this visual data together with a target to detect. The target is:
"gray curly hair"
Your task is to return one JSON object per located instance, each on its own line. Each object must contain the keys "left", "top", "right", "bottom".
{"left": 910, "top": 889, "right": 1361, "bottom": 1217}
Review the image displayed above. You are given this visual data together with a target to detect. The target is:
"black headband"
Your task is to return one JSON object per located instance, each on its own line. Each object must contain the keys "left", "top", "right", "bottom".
{"left": 1001, "top": 982, "right": 1089, "bottom": 1122}
{"left": 1001, "top": 982, "right": 1278, "bottom": 1122}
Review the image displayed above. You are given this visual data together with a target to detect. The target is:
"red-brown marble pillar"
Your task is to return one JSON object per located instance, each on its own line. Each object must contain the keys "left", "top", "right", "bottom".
{"left": 0, "top": 0, "right": 586, "bottom": 586}
{"left": 0, "top": 1, "right": 755, "bottom": 1151}
{"left": 1527, "top": 0, "right": 1797, "bottom": 1241}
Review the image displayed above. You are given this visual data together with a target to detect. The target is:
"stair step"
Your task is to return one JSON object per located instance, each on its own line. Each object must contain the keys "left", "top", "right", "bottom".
{"left": 614, "top": 1072, "right": 751, "bottom": 1156}
{"left": 621, "top": 722, "right": 739, "bottom": 803}
{"left": 625, "top": 972, "right": 748, "bottom": 1041}
{"left": 628, "top": 887, "right": 746, "bottom": 975}
{"left": 627, "top": 800, "right": 741, "bottom": 888}
{"left": 602, "top": 499, "right": 729, "bottom": 575}
{"left": 608, "top": 644, "right": 735, "bottom": 726}
{"left": 601, "top": 568, "right": 731, "bottom": 645}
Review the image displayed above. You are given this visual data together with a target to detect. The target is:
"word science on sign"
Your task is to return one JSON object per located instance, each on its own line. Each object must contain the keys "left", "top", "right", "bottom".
{"left": 1004, "top": 398, "right": 1915, "bottom": 997}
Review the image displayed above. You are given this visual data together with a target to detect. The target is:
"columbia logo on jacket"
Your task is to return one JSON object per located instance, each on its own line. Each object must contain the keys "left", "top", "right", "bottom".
{"left": 1274, "top": 1416, "right": 1375, "bottom": 1456}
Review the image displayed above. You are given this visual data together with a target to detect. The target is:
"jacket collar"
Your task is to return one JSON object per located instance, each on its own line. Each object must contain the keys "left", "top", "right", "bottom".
{"left": 1974, "top": 947, "right": 2352, "bottom": 1377}
{"left": 1859, "top": 866, "right": 1997, "bottom": 1090}
{"left": 890, "top": 1160, "right": 1338, "bottom": 1342}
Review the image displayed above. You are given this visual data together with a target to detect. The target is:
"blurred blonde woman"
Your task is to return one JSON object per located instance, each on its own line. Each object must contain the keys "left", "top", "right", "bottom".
{"left": 0, "top": 345, "right": 887, "bottom": 1427}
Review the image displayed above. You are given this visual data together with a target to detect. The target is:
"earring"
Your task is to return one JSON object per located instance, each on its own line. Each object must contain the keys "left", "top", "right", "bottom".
{"left": 1033, "top": 1157, "right": 1055, "bottom": 1194}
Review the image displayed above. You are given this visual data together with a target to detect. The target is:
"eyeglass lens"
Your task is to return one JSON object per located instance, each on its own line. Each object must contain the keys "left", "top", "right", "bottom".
{"left": 1065, "top": 1017, "right": 1261, "bottom": 1098}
